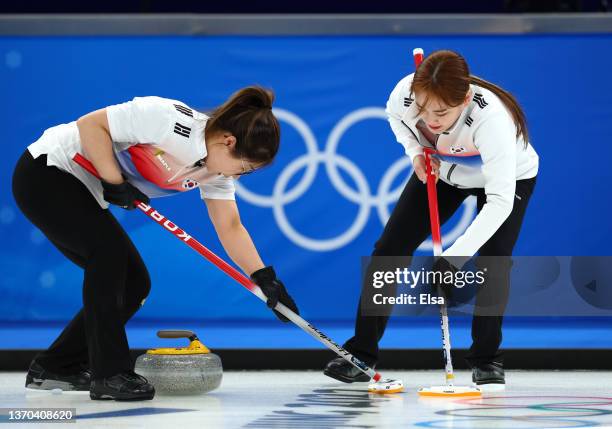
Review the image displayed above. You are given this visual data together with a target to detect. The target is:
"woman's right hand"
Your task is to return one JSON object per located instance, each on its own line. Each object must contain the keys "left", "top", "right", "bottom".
{"left": 413, "top": 154, "right": 440, "bottom": 184}
{"left": 101, "top": 179, "right": 150, "bottom": 210}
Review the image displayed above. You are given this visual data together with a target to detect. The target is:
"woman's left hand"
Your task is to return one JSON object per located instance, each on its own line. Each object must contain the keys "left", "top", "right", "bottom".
{"left": 251, "top": 266, "right": 300, "bottom": 323}
{"left": 429, "top": 156, "right": 441, "bottom": 183}
{"left": 413, "top": 154, "right": 440, "bottom": 184}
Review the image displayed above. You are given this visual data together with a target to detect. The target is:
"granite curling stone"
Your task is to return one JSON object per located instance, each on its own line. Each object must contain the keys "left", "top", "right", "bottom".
{"left": 135, "top": 330, "right": 222, "bottom": 395}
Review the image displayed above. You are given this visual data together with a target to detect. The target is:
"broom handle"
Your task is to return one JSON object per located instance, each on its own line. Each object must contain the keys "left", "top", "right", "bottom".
{"left": 415, "top": 47, "right": 455, "bottom": 386}
{"left": 425, "top": 149, "right": 455, "bottom": 386}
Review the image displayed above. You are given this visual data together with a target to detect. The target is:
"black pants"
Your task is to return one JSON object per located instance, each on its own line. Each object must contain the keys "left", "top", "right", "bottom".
{"left": 12, "top": 151, "right": 150, "bottom": 379}
{"left": 343, "top": 173, "right": 536, "bottom": 367}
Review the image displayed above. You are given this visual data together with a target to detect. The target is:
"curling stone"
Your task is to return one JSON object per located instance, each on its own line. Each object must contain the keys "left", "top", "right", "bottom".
{"left": 135, "top": 330, "right": 222, "bottom": 395}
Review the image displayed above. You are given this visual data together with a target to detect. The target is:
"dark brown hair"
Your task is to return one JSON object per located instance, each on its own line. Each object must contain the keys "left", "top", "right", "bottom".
{"left": 207, "top": 86, "right": 280, "bottom": 167}
{"left": 411, "top": 50, "right": 529, "bottom": 146}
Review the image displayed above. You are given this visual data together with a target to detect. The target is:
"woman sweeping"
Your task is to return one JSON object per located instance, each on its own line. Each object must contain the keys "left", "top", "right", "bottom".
{"left": 324, "top": 50, "right": 538, "bottom": 389}
{"left": 12, "top": 86, "right": 299, "bottom": 400}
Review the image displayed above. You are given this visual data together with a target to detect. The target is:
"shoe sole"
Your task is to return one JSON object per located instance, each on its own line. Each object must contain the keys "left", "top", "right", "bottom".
{"left": 475, "top": 382, "right": 506, "bottom": 392}
{"left": 323, "top": 368, "right": 370, "bottom": 384}
{"left": 25, "top": 387, "right": 89, "bottom": 395}
{"left": 90, "top": 391, "right": 155, "bottom": 401}
{"left": 26, "top": 378, "right": 89, "bottom": 392}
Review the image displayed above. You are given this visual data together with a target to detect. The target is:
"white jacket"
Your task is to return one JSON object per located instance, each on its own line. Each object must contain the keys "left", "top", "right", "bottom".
{"left": 28, "top": 96, "right": 235, "bottom": 209}
{"left": 386, "top": 73, "right": 539, "bottom": 257}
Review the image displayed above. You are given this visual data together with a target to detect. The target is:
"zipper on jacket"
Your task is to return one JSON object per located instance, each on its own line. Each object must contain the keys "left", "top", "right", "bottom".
{"left": 401, "top": 120, "right": 436, "bottom": 149}
{"left": 447, "top": 164, "right": 457, "bottom": 184}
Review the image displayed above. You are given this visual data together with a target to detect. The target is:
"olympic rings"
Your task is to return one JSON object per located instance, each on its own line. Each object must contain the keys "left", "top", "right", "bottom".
{"left": 234, "top": 107, "right": 476, "bottom": 252}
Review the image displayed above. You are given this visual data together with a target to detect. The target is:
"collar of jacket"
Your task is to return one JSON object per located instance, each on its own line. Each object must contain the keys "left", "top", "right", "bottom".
{"left": 401, "top": 87, "right": 476, "bottom": 137}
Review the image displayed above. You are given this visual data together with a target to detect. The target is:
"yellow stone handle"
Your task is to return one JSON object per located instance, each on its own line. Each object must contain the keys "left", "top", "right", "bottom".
{"left": 157, "top": 330, "right": 198, "bottom": 341}
{"left": 147, "top": 330, "right": 211, "bottom": 355}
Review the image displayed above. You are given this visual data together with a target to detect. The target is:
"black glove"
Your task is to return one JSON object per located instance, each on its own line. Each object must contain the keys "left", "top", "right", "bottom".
{"left": 431, "top": 257, "right": 477, "bottom": 307}
{"left": 431, "top": 257, "right": 458, "bottom": 306}
{"left": 101, "top": 177, "right": 150, "bottom": 210}
{"left": 250, "top": 266, "right": 300, "bottom": 323}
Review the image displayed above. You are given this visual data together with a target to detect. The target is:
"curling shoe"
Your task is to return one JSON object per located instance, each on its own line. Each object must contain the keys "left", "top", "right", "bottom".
{"left": 323, "top": 357, "right": 372, "bottom": 383}
{"left": 25, "top": 360, "right": 91, "bottom": 392}
{"left": 90, "top": 370, "right": 155, "bottom": 401}
{"left": 472, "top": 361, "right": 505, "bottom": 390}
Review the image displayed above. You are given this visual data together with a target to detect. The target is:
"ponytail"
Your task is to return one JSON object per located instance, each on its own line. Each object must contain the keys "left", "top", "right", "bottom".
{"left": 207, "top": 86, "right": 280, "bottom": 166}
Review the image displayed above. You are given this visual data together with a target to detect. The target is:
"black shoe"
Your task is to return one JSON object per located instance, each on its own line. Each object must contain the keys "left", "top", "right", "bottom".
{"left": 25, "top": 360, "right": 91, "bottom": 392}
{"left": 90, "top": 370, "right": 155, "bottom": 401}
{"left": 323, "top": 357, "right": 372, "bottom": 383}
{"left": 472, "top": 361, "right": 505, "bottom": 386}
